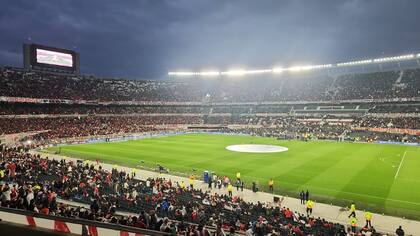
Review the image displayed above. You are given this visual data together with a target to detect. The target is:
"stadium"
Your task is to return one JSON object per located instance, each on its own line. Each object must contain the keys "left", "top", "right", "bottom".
{"left": 1, "top": 1, "right": 420, "bottom": 236}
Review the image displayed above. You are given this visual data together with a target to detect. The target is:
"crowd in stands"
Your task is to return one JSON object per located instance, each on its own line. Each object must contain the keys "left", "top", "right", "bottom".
{"left": 0, "top": 148, "right": 368, "bottom": 235}
{"left": 0, "top": 103, "right": 211, "bottom": 115}
{"left": 354, "top": 117, "right": 420, "bottom": 130}
{"left": 0, "top": 112, "right": 419, "bottom": 143}
{"left": 0, "top": 116, "right": 203, "bottom": 140}
{"left": 369, "top": 104, "right": 420, "bottom": 114}
{"left": 1, "top": 67, "right": 420, "bottom": 102}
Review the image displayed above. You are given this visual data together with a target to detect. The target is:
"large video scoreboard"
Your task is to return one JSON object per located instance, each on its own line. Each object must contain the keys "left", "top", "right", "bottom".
{"left": 23, "top": 44, "right": 80, "bottom": 74}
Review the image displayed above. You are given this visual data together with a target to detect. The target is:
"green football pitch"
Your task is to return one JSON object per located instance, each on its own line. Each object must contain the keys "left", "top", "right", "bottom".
{"left": 47, "top": 133, "right": 420, "bottom": 219}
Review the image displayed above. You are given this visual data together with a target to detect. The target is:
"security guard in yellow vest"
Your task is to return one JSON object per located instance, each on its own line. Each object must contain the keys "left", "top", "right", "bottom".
{"left": 179, "top": 181, "right": 186, "bottom": 190}
{"left": 130, "top": 169, "right": 137, "bottom": 178}
{"left": 348, "top": 202, "right": 356, "bottom": 218}
{"left": 227, "top": 183, "right": 233, "bottom": 197}
{"left": 189, "top": 176, "right": 194, "bottom": 189}
{"left": 268, "top": 178, "right": 274, "bottom": 192}
{"left": 306, "top": 200, "right": 314, "bottom": 216}
{"left": 365, "top": 211, "right": 372, "bottom": 228}
{"left": 350, "top": 217, "right": 357, "bottom": 233}
{"left": 236, "top": 172, "right": 241, "bottom": 180}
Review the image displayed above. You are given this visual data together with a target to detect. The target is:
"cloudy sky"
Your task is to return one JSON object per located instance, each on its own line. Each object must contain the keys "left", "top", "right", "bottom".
{"left": 1, "top": 0, "right": 420, "bottom": 79}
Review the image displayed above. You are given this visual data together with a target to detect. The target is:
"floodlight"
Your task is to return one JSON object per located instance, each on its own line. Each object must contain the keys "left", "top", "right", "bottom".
{"left": 221, "top": 70, "right": 247, "bottom": 76}
{"left": 168, "top": 52, "right": 419, "bottom": 76}
{"left": 200, "top": 71, "right": 220, "bottom": 76}
{"left": 272, "top": 67, "right": 284, "bottom": 73}
{"left": 246, "top": 69, "right": 272, "bottom": 74}
{"left": 168, "top": 72, "right": 196, "bottom": 76}
{"left": 288, "top": 66, "right": 303, "bottom": 72}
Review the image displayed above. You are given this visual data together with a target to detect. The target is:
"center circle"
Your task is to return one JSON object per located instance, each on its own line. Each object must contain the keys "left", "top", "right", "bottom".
{"left": 225, "top": 144, "right": 289, "bottom": 153}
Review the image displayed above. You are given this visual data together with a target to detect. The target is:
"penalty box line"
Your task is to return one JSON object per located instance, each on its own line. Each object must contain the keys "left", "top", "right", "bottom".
{"left": 394, "top": 150, "right": 407, "bottom": 180}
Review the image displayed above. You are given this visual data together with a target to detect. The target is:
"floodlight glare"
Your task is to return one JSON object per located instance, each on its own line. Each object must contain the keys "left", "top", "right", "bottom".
{"left": 169, "top": 51, "right": 419, "bottom": 76}
{"left": 272, "top": 67, "right": 284, "bottom": 73}
{"left": 288, "top": 66, "right": 303, "bottom": 72}
{"left": 246, "top": 69, "right": 272, "bottom": 74}
{"left": 373, "top": 54, "right": 414, "bottom": 63}
{"left": 168, "top": 72, "right": 196, "bottom": 76}
{"left": 220, "top": 69, "right": 272, "bottom": 76}
{"left": 200, "top": 71, "right": 220, "bottom": 76}
{"left": 221, "top": 70, "right": 247, "bottom": 76}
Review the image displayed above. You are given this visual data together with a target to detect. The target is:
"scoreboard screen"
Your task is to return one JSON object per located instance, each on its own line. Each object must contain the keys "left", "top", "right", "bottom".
{"left": 36, "top": 49, "right": 73, "bottom": 67}
{"left": 24, "top": 44, "right": 80, "bottom": 74}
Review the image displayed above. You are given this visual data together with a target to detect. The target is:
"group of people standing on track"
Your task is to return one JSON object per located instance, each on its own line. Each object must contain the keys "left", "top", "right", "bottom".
{"left": 347, "top": 202, "right": 375, "bottom": 234}
{"left": 206, "top": 172, "right": 245, "bottom": 197}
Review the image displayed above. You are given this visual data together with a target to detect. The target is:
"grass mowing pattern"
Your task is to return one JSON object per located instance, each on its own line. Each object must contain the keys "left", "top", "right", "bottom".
{"left": 47, "top": 133, "right": 420, "bottom": 219}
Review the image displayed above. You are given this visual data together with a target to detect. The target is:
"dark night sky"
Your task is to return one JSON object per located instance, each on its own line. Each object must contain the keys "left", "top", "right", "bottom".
{"left": 1, "top": 0, "right": 420, "bottom": 79}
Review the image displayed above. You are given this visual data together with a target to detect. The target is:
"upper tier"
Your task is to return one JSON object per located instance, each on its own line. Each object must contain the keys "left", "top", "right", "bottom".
{"left": 1, "top": 67, "right": 419, "bottom": 102}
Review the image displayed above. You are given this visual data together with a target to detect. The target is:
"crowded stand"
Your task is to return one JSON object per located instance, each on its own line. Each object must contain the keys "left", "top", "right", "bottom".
{"left": 0, "top": 103, "right": 419, "bottom": 144}
{"left": 354, "top": 116, "right": 420, "bottom": 130}
{"left": 1, "top": 113, "right": 419, "bottom": 145}
{"left": 1, "top": 67, "right": 420, "bottom": 102}
{"left": 0, "top": 148, "right": 357, "bottom": 235}
{"left": 0, "top": 116, "right": 202, "bottom": 140}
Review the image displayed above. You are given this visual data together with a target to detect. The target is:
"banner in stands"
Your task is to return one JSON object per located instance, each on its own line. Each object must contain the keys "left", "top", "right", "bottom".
{"left": 376, "top": 141, "right": 420, "bottom": 146}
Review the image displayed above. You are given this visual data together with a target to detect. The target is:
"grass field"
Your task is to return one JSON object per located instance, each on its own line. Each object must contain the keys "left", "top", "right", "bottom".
{"left": 47, "top": 133, "right": 420, "bottom": 219}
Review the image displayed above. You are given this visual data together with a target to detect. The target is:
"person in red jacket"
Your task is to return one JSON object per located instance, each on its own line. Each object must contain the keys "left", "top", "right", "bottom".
{"left": 284, "top": 208, "right": 293, "bottom": 223}
{"left": 7, "top": 162, "right": 16, "bottom": 179}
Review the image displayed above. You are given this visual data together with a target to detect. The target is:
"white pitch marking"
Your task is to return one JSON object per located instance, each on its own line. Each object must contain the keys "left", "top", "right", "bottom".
{"left": 394, "top": 150, "right": 407, "bottom": 179}
{"left": 226, "top": 144, "right": 288, "bottom": 153}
